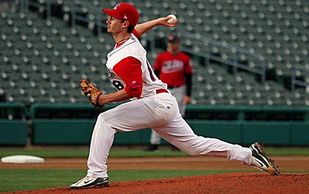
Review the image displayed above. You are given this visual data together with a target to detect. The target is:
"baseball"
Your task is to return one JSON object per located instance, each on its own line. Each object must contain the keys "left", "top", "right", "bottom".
{"left": 167, "top": 14, "right": 177, "bottom": 24}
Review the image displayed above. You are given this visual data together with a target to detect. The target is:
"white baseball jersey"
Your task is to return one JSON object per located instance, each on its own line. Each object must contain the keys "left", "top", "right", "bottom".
{"left": 106, "top": 34, "right": 168, "bottom": 98}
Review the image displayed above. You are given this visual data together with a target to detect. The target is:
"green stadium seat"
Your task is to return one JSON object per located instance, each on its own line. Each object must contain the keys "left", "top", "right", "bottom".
{"left": 1, "top": 1, "right": 307, "bottom": 105}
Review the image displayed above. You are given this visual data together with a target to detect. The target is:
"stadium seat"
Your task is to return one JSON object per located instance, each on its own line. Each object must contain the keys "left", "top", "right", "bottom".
{"left": 0, "top": 1, "right": 307, "bottom": 106}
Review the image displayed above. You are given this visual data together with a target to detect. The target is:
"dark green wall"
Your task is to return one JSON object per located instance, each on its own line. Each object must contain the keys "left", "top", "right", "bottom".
{"left": 2, "top": 103, "right": 308, "bottom": 146}
{"left": 0, "top": 120, "right": 28, "bottom": 146}
{"left": 188, "top": 121, "right": 242, "bottom": 143}
{"left": 32, "top": 119, "right": 95, "bottom": 144}
{"left": 290, "top": 123, "right": 309, "bottom": 146}
{"left": 31, "top": 119, "right": 309, "bottom": 146}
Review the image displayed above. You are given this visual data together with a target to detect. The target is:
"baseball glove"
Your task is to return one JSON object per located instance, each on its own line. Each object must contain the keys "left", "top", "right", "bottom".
{"left": 80, "top": 79, "right": 103, "bottom": 107}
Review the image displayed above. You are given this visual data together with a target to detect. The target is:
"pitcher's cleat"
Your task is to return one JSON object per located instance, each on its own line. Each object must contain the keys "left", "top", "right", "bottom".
{"left": 70, "top": 176, "right": 109, "bottom": 189}
{"left": 250, "top": 142, "right": 280, "bottom": 176}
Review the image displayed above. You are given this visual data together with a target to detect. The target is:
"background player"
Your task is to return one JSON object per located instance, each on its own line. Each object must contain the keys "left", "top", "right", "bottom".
{"left": 146, "top": 33, "right": 193, "bottom": 151}
{"left": 70, "top": 2, "right": 279, "bottom": 189}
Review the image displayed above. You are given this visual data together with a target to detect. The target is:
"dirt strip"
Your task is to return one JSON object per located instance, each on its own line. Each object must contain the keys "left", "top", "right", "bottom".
{"left": 1, "top": 156, "right": 308, "bottom": 172}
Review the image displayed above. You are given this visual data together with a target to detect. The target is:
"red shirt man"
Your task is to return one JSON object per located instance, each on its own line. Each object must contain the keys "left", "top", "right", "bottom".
{"left": 154, "top": 34, "right": 193, "bottom": 105}
{"left": 147, "top": 34, "right": 193, "bottom": 151}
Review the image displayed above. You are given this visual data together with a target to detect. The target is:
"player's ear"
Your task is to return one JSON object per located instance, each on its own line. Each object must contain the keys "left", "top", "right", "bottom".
{"left": 121, "top": 20, "right": 130, "bottom": 29}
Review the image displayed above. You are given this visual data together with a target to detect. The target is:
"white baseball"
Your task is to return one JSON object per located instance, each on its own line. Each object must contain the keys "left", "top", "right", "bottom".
{"left": 167, "top": 14, "right": 177, "bottom": 24}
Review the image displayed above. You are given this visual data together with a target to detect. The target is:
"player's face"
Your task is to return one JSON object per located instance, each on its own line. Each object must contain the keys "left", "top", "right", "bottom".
{"left": 106, "top": 16, "right": 128, "bottom": 34}
{"left": 168, "top": 42, "right": 180, "bottom": 53}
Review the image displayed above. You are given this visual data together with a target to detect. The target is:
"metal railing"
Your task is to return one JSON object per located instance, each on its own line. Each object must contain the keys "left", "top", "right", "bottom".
{"left": 291, "top": 66, "right": 309, "bottom": 91}
{"left": 145, "top": 30, "right": 267, "bottom": 82}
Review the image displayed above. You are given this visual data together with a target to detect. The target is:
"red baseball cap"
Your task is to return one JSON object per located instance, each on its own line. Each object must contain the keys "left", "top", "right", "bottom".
{"left": 167, "top": 33, "right": 180, "bottom": 43}
{"left": 102, "top": 3, "right": 139, "bottom": 27}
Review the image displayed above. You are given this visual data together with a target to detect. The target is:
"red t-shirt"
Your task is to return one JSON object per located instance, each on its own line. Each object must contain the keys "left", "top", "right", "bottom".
{"left": 154, "top": 51, "right": 193, "bottom": 87}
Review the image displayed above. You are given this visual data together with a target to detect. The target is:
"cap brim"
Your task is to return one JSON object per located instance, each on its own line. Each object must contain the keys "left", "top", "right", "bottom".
{"left": 168, "top": 39, "right": 180, "bottom": 43}
{"left": 102, "top": 8, "right": 122, "bottom": 20}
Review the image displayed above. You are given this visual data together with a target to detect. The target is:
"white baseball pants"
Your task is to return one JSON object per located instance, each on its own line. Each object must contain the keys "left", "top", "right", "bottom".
{"left": 87, "top": 93, "right": 252, "bottom": 178}
{"left": 150, "top": 85, "right": 186, "bottom": 145}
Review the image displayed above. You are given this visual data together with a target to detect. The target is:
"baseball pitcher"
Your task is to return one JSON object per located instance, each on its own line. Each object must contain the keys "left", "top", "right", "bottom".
{"left": 70, "top": 2, "right": 279, "bottom": 189}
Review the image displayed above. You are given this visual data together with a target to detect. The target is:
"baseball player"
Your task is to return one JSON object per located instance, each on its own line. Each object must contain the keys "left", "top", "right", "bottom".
{"left": 70, "top": 2, "right": 280, "bottom": 189}
{"left": 147, "top": 33, "right": 193, "bottom": 151}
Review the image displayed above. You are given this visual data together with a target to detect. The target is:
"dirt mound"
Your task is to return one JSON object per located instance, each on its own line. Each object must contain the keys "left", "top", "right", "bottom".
{"left": 10, "top": 173, "right": 309, "bottom": 194}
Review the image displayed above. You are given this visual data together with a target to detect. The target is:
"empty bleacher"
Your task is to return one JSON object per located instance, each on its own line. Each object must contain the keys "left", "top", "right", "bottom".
{"left": 0, "top": 0, "right": 308, "bottom": 106}
{"left": 0, "top": 10, "right": 115, "bottom": 104}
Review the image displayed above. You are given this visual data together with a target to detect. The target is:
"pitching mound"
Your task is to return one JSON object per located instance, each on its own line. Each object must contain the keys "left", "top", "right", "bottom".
{"left": 11, "top": 173, "right": 309, "bottom": 194}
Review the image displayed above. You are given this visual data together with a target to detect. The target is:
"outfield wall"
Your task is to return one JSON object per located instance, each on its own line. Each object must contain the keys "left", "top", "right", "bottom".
{"left": 30, "top": 120, "right": 309, "bottom": 146}
{"left": 0, "top": 103, "right": 308, "bottom": 146}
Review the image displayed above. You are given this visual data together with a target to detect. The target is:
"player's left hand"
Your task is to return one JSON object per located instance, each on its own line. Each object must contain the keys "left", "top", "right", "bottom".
{"left": 183, "top": 95, "right": 191, "bottom": 105}
{"left": 80, "top": 79, "right": 104, "bottom": 107}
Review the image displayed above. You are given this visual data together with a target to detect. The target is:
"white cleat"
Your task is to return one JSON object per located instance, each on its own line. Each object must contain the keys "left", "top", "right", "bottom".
{"left": 70, "top": 176, "right": 109, "bottom": 189}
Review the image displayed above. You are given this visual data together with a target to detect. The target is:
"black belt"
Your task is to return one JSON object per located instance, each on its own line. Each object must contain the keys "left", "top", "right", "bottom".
{"left": 156, "top": 89, "right": 169, "bottom": 94}
{"left": 168, "top": 85, "right": 182, "bottom": 89}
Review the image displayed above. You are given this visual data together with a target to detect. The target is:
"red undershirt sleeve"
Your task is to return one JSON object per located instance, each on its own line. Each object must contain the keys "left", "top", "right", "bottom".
{"left": 113, "top": 57, "right": 143, "bottom": 98}
{"left": 132, "top": 29, "right": 141, "bottom": 39}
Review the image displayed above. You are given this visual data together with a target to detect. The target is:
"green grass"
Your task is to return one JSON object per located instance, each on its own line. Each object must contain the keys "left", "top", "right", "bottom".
{"left": 0, "top": 169, "right": 83, "bottom": 192}
{"left": 262, "top": 147, "right": 309, "bottom": 156}
{"left": 0, "top": 146, "right": 309, "bottom": 158}
{"left": 0, "top": 169, "right": 242, "bottom": 192}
